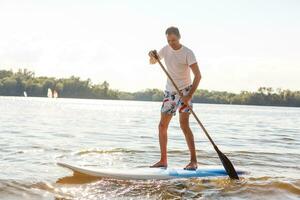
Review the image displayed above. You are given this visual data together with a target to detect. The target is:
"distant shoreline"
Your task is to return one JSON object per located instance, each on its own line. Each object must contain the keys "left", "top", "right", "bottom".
{"left": 1, "top": 95, "right": 300, "bottom": 109}
{"left": 1, "top": 69, "right": 300, "bottom": 107}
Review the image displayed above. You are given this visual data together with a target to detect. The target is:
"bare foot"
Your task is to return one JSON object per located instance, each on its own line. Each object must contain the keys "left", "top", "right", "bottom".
{"left": 150, "top": 160, "right": 167, "bottom": 168}
{"left": 184, "top": 161, "right": 198, "bottom": 170}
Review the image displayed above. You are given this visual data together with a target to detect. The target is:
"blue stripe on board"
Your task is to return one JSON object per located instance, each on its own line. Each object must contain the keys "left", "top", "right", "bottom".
{"left": 168, "top": 168, "right": 236, "bottom": 178}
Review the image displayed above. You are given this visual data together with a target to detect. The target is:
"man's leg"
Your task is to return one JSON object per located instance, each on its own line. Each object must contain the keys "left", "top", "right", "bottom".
{"left": 179, "top": 112, "right": 198, "bottom": 170}
{"left": 150, "top": 113, "right": 173, "bottom": 168}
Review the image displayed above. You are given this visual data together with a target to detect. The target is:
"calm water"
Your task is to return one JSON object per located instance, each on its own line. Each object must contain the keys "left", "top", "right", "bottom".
{"left": 0, "top": 96, "right": 299, "bottom": 200}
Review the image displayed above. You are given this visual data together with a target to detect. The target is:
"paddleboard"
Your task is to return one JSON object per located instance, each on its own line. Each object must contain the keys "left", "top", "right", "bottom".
{"left": 57, "top": 162, "right": 246, "bottom": 180}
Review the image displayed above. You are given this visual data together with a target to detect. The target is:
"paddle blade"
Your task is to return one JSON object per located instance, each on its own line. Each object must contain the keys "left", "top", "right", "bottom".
{"left": 215, "top": 147, "right": 239, "bottom": 179}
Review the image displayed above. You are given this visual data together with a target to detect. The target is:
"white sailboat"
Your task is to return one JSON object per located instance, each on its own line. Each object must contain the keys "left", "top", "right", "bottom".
{"left": 47, "top": 88, "right": 53, "bottom": 98}
{"left": 53, "top": 90, "right": 58, "bottom": 98}
{"left": 23, "top": 91, "right": 27, "bottom": 97}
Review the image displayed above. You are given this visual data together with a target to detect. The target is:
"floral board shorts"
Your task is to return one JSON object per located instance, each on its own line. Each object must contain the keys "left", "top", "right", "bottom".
{"left": 161, "top": 85, "right": 193, "bottom": 116}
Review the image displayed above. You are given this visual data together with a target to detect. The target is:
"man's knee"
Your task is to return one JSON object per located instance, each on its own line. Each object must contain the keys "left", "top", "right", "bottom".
{"left": 180, "top": 124, "right": 191, "bottom": 133}
{"left": 179, "top": 118, "right": 191, "bottom": 133}
{"left": 158, "top": 121, "right": 168, "bottom": 132}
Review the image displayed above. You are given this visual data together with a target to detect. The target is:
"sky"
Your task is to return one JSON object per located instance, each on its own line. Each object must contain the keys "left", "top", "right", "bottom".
{"left": 0, "top": 0, "right": 299, "bottom": 92}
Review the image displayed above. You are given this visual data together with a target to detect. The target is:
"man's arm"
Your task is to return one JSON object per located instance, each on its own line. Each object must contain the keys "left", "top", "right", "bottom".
{"left": 188, "top": 62, "right": 201, "bottom": 97}
{"left": 180, "top": 62, "right": 201, "bottom": 105}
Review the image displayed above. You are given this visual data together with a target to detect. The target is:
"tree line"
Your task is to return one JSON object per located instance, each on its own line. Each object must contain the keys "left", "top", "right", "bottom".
{"left": 1, "top": 69, "right": 299, "bottom": 107}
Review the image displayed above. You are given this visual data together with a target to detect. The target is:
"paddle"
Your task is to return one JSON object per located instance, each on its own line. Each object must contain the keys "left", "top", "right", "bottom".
{"left": 151, "top": 50, "right": 239, "bottom": 180}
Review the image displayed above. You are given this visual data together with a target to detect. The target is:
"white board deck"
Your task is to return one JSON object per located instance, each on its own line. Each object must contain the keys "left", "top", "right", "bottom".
{"left": 57, "top": 162, "right": 246, "bottom": 180}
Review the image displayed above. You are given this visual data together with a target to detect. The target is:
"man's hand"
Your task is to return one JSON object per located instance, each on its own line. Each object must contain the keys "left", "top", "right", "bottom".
{"left": 181, "top": 94, "right": 192, "bottom": 106}
{"left": 148, "top": 50, "right": 158, "bottom": 64}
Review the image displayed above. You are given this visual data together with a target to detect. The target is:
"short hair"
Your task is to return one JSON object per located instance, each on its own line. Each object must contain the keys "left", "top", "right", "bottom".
{"left": 165, "top": 26, "right": 181, "bottom": 38}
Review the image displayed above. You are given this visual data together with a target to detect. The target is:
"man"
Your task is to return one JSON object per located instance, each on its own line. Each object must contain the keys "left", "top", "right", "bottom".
{"left": 148, "top": 26, "right": 202, "bottom": 170}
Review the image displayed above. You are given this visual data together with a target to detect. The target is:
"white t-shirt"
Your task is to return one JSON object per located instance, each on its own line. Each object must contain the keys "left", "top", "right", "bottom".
{"left": 158, "top": 45, "right": 197, "bottom": 92}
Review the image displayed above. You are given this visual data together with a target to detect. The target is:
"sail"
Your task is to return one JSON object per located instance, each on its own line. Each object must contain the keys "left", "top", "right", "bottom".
{"left": 53, "top": 90, "right": 58, "bottom": 98}
{"left": 23, "top": 91, "right": 27, "bottom": 97}
{"left": 47, "top": 88, "right": 53, "bottom": 98}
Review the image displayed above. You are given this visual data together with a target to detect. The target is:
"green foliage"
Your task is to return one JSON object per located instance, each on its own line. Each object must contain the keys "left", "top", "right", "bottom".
{"left": 133, "top": 89, "right": 163, "bottom": 101}
{"left": 0, "top": 68, "right": 300, "bottom": 107}
{"left": 0, "top": 69, "right": 118, "bottom": 99}
{"left": 192, "top": 88, "right": 300, "bottom": 107}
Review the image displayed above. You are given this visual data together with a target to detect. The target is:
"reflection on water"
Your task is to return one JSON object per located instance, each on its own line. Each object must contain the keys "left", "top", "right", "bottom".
{"left": 53, "top": 174, "right": 300, "bottom": 199}
{"left": 0, "top": 96, "right": 299, "bottom": 199}
{"left": 56, "top": 172, "right": 101, "bottom": 184}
